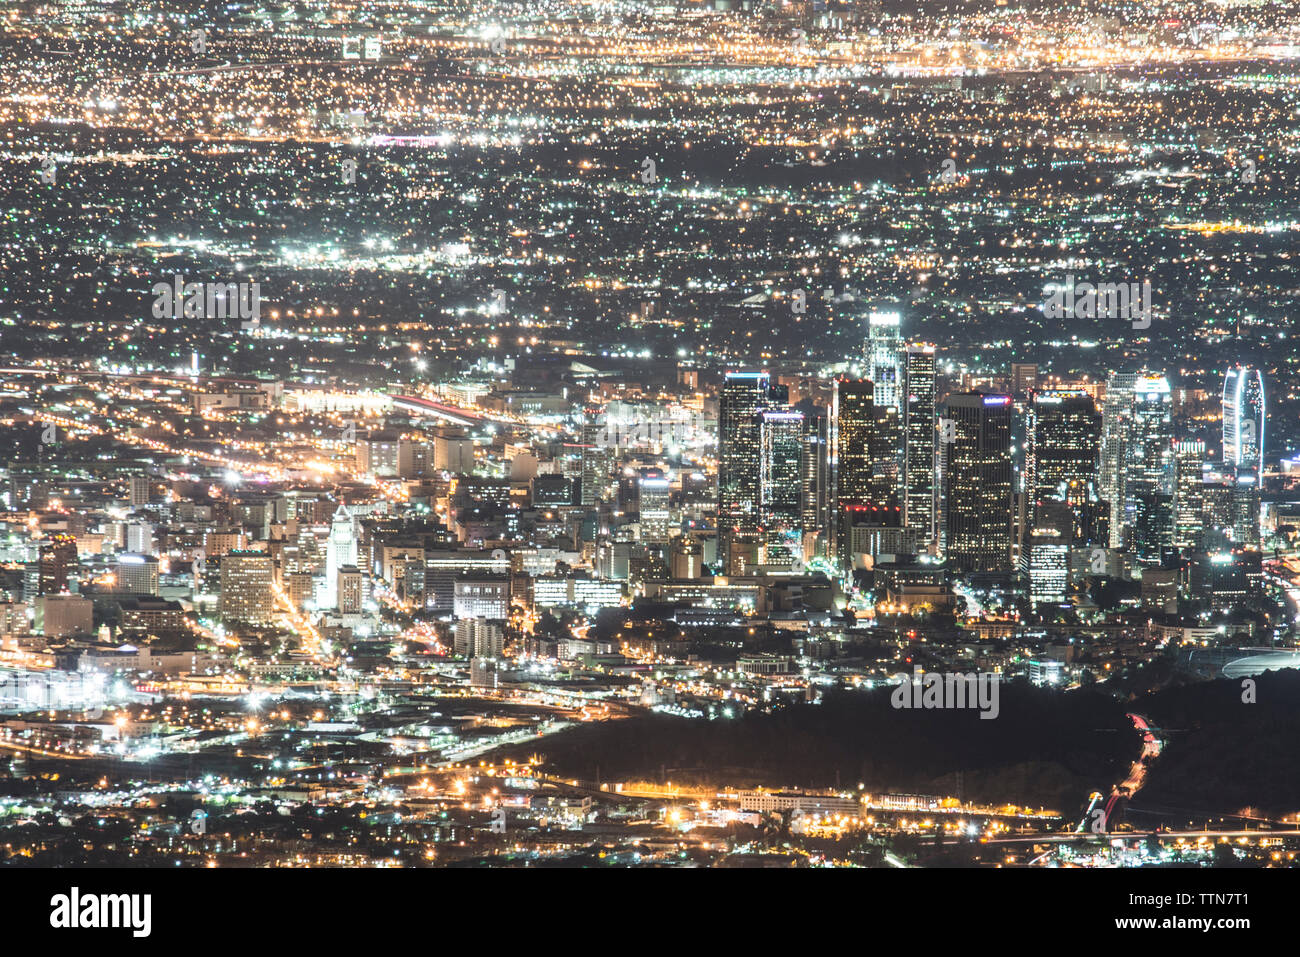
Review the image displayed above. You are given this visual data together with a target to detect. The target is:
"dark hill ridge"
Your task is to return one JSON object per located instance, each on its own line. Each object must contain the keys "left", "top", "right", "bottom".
{"left": 493, "top": 683, "right": 1133, "bottom": 814}
{"left": 1133, "top": 668, "right": 1300, "bottom": 819}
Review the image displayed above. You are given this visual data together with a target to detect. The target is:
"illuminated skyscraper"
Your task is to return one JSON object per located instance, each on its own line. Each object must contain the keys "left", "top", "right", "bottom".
{"left": 639, "top": 473, "right": 672, "bottom": 544}
{"left": 759, "top": 410, "right": 805, "bottom": 563}
{"left": 580, "top": 418, "right": 613, "bottom": 506}
{"left": 1026, "top": 391, "right": 1101, "bottom": 525}
{"left": 115, "top": 553, "right": 160, "bottom": 595}
{"left": 1023, "top": 501, "right": 1072, "bottom": 605}
{"left": 1126, "top": 375, "right": 1175, "bottom": 564}
{"left": 1101, "top": 372, "right": 1136, "bottom": 548}
{"left": 940, "top": 393, "right": 1013, "bottom": 573}
{"left": 323, "top": 503, "right": 358, "bottom": 609}
{"left": 219, "top": 551, "right": 275, "bottom": 625}
{"left": 718, "top": 372, "right": 780, "bottom": 573}
{"left": 832, "top": 378, "right": 876, "bottom": 511}
{"left": 129, "top": 474, "right": 150, "bottom": 508}
{"left": 38, "top": 536, "right": 77, "bottom": 595}
{"left": 1060, "top": 478, "right": 1109, "bottom": 548}
{"left": 866, "top": 310, "right": 904, "bottom": 410}
{"left": 1200, "top": 466, "right": 1235, "bottom": 549}
{"left": 872, "top": 403, "right": 902, "bottom": 499}
{"left": 1173, "top": 439, "right": 1207, "bottom": 550}
{"left": 1230, "top": 469, "right": 1261, "bottom": 548}
{"left": 1010, "top": 363, "right": 1039, "bottom": 396}
{"left": 832, "top": 379, "right": 903, "bottom": 567}
{"left": 903, "top": 344, "right": 936, "bottom": 550}
{"left": 337, "top": 565, "right": 364, "bottom": 614}
{"left": 799, "top": 410, "right": 830, "bottom": 558}
{"left": 1222, "top": 366, "right": 1265, "bottom": 475}
{"left": 356, "top": 430, "right": 400, "bottom": 478}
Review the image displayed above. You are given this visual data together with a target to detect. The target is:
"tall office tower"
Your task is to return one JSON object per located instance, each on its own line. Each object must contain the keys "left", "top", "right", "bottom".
{"left": 218, "top": 551, "right": 275, "bottom": 624}
{"left": 1200, "top": 466, "right": 1235, "bottom": 547}
{"left": 831, "top": 378, "right": 868, "bottom": 563}
{"left": 115, "top": 553, "right": 160, "bottom": 595}
{"left": 396, "top": 439, "right": 433, "bottom": 479}
{"left": 129, "top": 474, "right": 151, "bottom": 508}
{"left": 1126, "top": 375, "right": 1175, "bottom": 564}
{"left": 940, "top": 393, "right": 1014, "bottom": 573}
{"left": 433, "top": 428, "right": 476, "bottom": 473}
{"left": 872, "top": 403, "right": 902, "bottom": 498}
{"left": 1173, "top": 440, "right": 1207, "bottom": 550}
{"left": 294, "top": 523, "right": 325, "bottom": 576}
{"left": 866, "top": 310, "right": 905, "bottom": 409}
{"left": 4, "top": 463, "right": 49, "bottom": 511}
{"left": 903, "top": 344, "right": 937, "bottom": 550}
{"left": 285, "top": 571, "right": 314, "bottom": 610}
{"left": 1010, "top": 363, "right": 1039, "bottom": 396}
{"left": 1229, "top": 468, "right": 1261, "bottom": 548}
{"left": 356, "top": 430, "right": 401, "bottom": 477}
{"left": 454, "top": 618, "right": 505, "bottom": 658}
{"left": 1061, "top": 478, "right": 1110, "bottom": 548}
{"left": 580, "top": 420, "right": 613, "bottom": 506}
{"left": 669, "top": 535, "right": 704, "bottom": 579}
{"left": 38, "top": 536, "right": 78, "bottom": 595}
{"left": 758, "top": 410, "right": 805, "bottom": 563}
{"left": 337, "top": 565, "right": 364, "bottom": 614}
{"left": 1025, "top": 391, "right": 1101, "bottom": 524}
{"left": 638, "top": 473, "right": 672, "bottom": 544}
{"left": 833, "top": 378, "right": 894, "bottom": 565}
{"left": 1101, "top": 372, "right": 1137, "bottom": 547}
{"left": 1097, "top": 371, "right": 1138, "bottom": 546}
{"left": 718, "top": 372, "right": 780, "bottom": 573}
{"left": 799, "top": 410, "right": 830, "bottom": 558}
{"left": 1222, "top": 366, "right": 1265, "bottom": 474}
{"left": 323, "top": 503, "right": 358, "bottom": 609}
{"left": 125, "top": 522, "right": 155, "bottom": 555}
{"left": 1023, "top": 501, "right": 1072, "bottom": 605}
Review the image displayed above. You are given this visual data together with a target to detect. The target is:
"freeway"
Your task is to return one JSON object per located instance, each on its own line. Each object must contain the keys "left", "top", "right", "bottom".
{"left": 1102, "top": 713, "right": 1161, "bottom": 824}
{"left": 390, "top": 394, "right": 489, "bottom": 427}
{"left": 0, "top": 739, "right": 90, "bottom": 760}
{"left": 391, "top": 393, "right": 567, "bottom": 440}
{"left": 1075, "top": 712, "right": 1161, "bottom": 834}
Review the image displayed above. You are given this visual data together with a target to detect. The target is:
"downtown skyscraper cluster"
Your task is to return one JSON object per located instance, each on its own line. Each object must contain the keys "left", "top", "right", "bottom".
{"left": 716, "top": 310, "right": 1270, "bottom": 611}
